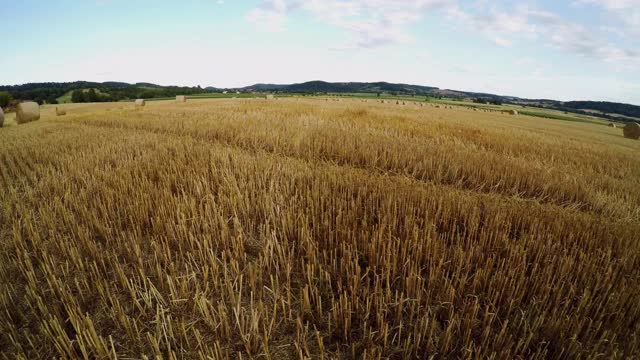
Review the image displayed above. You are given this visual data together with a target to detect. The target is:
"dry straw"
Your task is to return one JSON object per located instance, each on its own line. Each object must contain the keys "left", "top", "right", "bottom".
{"left": 1, "top": 96, "right": 639, "bottom": 359}
{"left": 16, "top": 101, "right": 40, "bottom": 124}
{"left": 623, "top": 123, "right": 640, "bottom": 139}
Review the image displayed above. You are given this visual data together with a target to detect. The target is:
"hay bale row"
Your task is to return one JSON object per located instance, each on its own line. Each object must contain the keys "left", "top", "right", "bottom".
{"left": 16, "top": 102, "right": 40, "bottom": 124}
{"left": 623, "top": 123, "right": 640, "bottom": 140}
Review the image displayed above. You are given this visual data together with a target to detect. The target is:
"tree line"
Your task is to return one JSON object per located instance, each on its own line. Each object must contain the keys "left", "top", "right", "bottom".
{"left": 0, "top": 82, "right": 211, "bottom": 106}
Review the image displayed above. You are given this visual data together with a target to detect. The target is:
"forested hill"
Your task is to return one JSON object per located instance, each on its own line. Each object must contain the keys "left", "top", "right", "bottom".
{"left": 243, "top": 81, "right": 439, "bottom": 95}
{"left": 562, "top": 101, "right": 640, "bottom": 119}
{"left": 0, "top": 81, "right": 208, "bottom": 105}
{"left": 1, "top": 81, "right": 639, "bottom": 122}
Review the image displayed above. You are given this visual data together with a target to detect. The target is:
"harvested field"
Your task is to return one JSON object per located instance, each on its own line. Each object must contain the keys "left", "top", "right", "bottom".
{"left": 0, "top": 98, "right": 639, "bottom": 358}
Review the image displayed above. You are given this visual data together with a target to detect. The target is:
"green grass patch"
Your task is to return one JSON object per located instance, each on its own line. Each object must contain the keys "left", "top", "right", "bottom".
{"left": 518, "top": 110, "right": 606, "bottom": 125}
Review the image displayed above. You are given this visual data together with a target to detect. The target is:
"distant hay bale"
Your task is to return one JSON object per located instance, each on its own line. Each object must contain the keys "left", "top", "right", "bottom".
{"left": 435, "top": 105, "right": 440, "bottom": 108}
{"left": 55, "top": 107, "right": 66, "bottom": 116}
{"left": 623, "top": 123, "right": 640, "bottom": 140}
{"left": 0, "top": 107, "right": 4, "bottom": 127}
{"left": 608, "top": 123, "right": 616, "bottom": 128}
{"left": 135, "top": 99, "right": 146, "bottom": 107}
{"left": 266, "top": 94, "right": 274, "bottom": 100}
{"left": 510, "top": 110, "right": 519, "bottom": 115}
{"left": 176, "top": 95, "right": 187, "bottom": 103}
{"left": 16, "top": 102, "right": 40, "bottom": 124}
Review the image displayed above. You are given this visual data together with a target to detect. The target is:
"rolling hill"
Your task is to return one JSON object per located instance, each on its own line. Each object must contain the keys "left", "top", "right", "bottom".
{"left": 2, "top": 80, "right": 639, "bottom": 123}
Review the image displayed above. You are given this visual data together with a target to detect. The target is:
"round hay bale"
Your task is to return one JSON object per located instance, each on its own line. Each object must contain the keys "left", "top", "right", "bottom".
{"left": 510, "top": 110, "right": 519, "bottom": 115}
{"left": 176, "top": 95, "right": 187, "bottom": 102}
{"left": 608, "top": 123, "right": 616, "bottom": 128}
{"left": 135, "top": 99, "right": 146, "bottom": 107}
{"left": 16, "top": 102, "right": 40, "bottom": 124}
{"left": 623, "top": 123, "right": 640, "bottom": 140}
{"left": 0, "top": 107, "right": 4, "bottom": 127}
{"left": 55, "top": 107, "right": 66, "bottom": 116}
{"left": 265, "top": 94, "right": 274, "bottom": 100}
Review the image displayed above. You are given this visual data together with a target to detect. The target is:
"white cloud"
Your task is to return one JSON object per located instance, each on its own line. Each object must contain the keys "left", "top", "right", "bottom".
{"left": 450, "top": 4, "right": 639, "bottom": 68}
{"left": 245, "top": 0, "right": 295, "bottom": 32}
{"left": 574, "top": 0, "right": 640, "bottom": 10}
{"left": 573, "top": 0, "right": 640, "bottom": 38}
{"left": 247, "top": 0, "right": 456, "bottom": 48}
{"left": 245, "top": 0, "right": 639, "bottom": 68}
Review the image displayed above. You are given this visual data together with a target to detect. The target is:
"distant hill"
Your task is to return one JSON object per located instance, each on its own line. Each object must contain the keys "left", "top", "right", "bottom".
{"left": 242, "top": 81, "right": 438, "bottom": 95}
{"left": 243, "top": 84, "right": 289, "bottom": 91}
{"left": 512, "top": 99, "right": 640, "bottom": 122}
{"left": 562, "top": 101, "right": 640, "bottom": 119}
{"left": 2, "top": 80, "right": 639, "bottom": 123}
{"left": 0, "top": 81, "right": 210, "bottom": 104}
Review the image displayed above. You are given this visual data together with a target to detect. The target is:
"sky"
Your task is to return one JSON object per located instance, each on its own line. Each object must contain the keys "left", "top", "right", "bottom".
{"left": 1, "top": 0, "right": 639, "bottom": 104}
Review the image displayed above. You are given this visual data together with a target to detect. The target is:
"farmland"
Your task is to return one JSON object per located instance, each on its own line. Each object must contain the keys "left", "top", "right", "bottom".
{"left": 1, "top": 98, "right": 639, "bottom": 358}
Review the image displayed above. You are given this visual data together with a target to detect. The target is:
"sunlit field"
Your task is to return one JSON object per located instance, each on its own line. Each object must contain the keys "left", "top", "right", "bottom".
{"left": 1, "top": 98, "right": 639, "bottom": 358}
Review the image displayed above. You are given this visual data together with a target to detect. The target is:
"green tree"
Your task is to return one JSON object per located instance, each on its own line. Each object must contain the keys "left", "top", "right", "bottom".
{"left": 86, "top": 89, "right": 98, "bottom": 102}
{"left": 0, "top": 91, "right": 13, "bottom": 108}
{"left": 71, "top": 89, "right": 86, "bottom": 103}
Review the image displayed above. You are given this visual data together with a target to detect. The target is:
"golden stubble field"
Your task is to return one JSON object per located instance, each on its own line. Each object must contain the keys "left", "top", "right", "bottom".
{"left": 1, "top": 98, "right": 639, "bottom": 359}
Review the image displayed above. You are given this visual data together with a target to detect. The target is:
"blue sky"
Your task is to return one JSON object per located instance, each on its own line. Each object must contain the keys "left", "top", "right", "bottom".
{"left": 1, "top": 0, "right": 639, "bottom": 104}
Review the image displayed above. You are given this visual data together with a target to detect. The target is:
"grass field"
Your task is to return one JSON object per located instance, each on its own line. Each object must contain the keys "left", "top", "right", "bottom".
{"left": 57, "top": 88, "right": 109, "bottom": 104}
{"left": 1, "top": 98, "right": 639, "bottom": 358}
